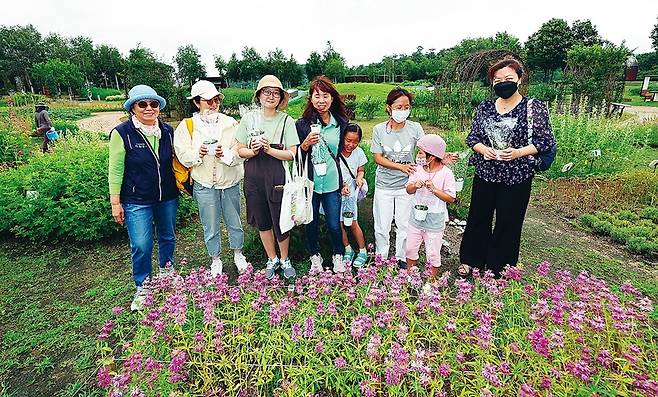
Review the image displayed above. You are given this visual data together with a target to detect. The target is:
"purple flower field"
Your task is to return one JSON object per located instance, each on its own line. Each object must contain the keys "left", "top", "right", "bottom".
{"left": 97, "top": 255, "right": 658, "bottom": 396}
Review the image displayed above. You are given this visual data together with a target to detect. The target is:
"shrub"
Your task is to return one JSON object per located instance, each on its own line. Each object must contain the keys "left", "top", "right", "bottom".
{"left": 528, "top": 83, "right": 559, "bottom": 103}
{"left": 356, "top": 96, "right": 380, "bottom": 120}
{"left": 0, "top": 135, "right": 197, "bottom": 242}
{"left": 0, "top": 128, "right": 32, "bottom": 166}
{"left": 579, "top": 207, "right": 658, "bottom": 257}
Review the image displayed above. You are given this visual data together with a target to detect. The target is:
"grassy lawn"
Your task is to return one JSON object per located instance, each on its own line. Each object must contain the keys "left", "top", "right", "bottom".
{"left": 622, "top": 80, "right": 658, "bottom": 107}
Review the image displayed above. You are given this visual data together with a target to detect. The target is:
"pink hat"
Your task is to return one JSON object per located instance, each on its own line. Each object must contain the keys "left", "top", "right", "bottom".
{"left": 417, "top": 134, "right": 446, "bottom": 159}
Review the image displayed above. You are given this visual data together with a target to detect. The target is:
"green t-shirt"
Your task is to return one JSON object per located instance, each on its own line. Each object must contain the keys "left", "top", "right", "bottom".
{"left": 312, "top": 114, "right": 340, "bottom": 193}
{"left": 236, "top": 110, "right": 299, "bottom": 147}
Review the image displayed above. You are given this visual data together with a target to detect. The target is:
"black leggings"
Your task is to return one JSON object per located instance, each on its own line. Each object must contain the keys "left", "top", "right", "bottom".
{"left": 459, "top": 176, "right": 532, "bottom": 277}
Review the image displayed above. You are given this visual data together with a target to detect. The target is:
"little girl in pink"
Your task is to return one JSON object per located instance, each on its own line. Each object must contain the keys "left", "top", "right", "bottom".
{"left": 405, "top": 134, "right": 456, "bottom": 278}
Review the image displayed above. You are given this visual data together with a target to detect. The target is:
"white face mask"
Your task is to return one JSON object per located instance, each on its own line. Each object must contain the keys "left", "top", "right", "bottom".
{"left": 391, "top": 109, "right": 410, "bottom": 123}
{"left": 415, "top": 157, "right": 427, "bottom": 166}
{"left": 199, "top": 109, "right": 221, "bottom": 124}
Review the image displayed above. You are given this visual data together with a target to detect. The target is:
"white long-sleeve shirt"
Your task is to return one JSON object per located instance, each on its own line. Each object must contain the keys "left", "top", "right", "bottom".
{"left": 173, "top": 113, "right": 244, "bottom": 189}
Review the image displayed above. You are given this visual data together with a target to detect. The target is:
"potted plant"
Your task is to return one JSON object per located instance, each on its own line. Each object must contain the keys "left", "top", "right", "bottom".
{"left": 342, "top": 211, "right": 354, "bottom": 226}
{"left": 414, "top": 204, "right": 428, "bottom": 221}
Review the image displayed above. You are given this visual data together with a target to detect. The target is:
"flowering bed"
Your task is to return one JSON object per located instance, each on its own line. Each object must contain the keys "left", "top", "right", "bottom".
{"left": 97, "top": 257, "right": 658, "bottom": 397}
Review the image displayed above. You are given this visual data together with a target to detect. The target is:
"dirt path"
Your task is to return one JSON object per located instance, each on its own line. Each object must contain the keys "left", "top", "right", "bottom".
{"left": 76, "top": 111, "right": 125, "bottom": 133}
{"left": 622, "top": 105, "right": 658, "bottom": 125}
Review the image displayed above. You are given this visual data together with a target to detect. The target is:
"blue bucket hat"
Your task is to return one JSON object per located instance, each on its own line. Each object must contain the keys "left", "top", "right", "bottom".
{"left": 123, "top": 85, "right": 167, "bottom": 111}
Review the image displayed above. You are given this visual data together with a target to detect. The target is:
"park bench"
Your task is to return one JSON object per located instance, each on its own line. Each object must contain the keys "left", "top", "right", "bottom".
{"left": 609, "top": 102, "right": 627, "bottom": 117}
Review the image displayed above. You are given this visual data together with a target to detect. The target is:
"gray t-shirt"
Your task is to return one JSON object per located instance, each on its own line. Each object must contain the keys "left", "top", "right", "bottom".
{"left": 370, "top": 120, "right": 424, "bottom": 190}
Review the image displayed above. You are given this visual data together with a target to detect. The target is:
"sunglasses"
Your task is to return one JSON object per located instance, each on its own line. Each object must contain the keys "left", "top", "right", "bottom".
{"left": 136, "top": 100, "right": 160, "bottom": 109}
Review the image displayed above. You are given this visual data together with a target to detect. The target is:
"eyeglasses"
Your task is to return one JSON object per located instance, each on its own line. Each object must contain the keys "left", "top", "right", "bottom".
{"left": 136, "top": 100, "right": 160, "bottom": 109}
{"left": 261, "top": 89, "right": 281, "bottom": 98}
{"left": 201, "top": 96, "right": 221, "bottom": 104}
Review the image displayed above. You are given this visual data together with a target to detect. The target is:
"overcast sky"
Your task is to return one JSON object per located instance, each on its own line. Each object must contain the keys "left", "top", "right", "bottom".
{"left": 2, "top": 0, "right": 657, "bottom": 74}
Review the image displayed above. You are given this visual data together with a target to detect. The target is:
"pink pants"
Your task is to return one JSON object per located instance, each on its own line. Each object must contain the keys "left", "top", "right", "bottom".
{"left": 405, "top": 224, "right": 444, "bottom": 267}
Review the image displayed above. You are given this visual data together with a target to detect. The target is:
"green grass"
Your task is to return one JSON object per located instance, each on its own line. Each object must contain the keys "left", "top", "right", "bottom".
{"left": 89, "top": 87, "right": 122, "bottom": 101}
{"left": 622, "top": 80, "right": 658, "bottom": 107}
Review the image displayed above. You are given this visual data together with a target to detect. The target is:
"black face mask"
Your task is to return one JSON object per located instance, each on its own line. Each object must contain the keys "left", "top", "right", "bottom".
{"left": 493, "top": 81, "right": 518, "bottom": 99}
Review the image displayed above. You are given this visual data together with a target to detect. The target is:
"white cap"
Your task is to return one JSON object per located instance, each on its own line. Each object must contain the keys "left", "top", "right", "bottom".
{"left": 187, "top": 80, "right": 224, "bottom": 100}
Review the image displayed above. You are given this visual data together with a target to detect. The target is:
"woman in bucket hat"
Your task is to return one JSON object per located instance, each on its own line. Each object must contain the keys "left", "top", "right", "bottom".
{"left": 173, "top": 80, "right": 248, "bottom": 277}
{"left": 108, "top": 85, "right": 178, "bottom": 311}
{"left": 236, "top": 75, "right": 299, "bottom": 280}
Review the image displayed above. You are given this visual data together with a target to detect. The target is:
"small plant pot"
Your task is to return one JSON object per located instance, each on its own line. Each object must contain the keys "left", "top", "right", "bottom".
{"left": 343, "top": 212, "right": 354, "bottom": 226}
{"left": 314, "top": 162, "right": 327, "bottom": 176}
{"left": 495, "top": 149, "right": 504, "bottom": 160}
{"left": 455, "top": 177, "right": 464, "bottom": 192}
{"left": 414, "top": 205, "right": 428, "bottom": 221}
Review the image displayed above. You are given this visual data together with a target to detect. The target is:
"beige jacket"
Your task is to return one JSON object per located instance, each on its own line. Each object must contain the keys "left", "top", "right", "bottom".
{"left": 173, "top": 113, "right": 244, "bottom": 189}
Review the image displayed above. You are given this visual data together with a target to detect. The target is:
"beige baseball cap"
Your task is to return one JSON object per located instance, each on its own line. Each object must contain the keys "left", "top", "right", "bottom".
{"left": 187, "top": 80, "right": 224, "bottom": 100}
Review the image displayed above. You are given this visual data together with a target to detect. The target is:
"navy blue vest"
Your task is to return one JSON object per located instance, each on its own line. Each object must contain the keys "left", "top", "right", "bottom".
{"left": 113, "top": 119, "right": 179, "bottom": 204}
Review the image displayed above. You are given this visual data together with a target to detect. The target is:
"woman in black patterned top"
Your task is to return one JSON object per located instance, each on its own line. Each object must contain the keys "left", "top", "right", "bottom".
{"left": 459, "top": 57, "right": 556, "bottom": 278}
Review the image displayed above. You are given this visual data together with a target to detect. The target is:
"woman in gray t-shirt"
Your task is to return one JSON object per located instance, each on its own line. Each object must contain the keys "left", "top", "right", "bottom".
{"left": 370, "top": 88, "right": 424, "bottom": 266}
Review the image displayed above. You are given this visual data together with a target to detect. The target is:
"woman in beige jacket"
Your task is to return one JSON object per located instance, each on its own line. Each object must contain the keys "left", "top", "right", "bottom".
{"left": 174, "top": 80, "right": 247, "bottom": 276}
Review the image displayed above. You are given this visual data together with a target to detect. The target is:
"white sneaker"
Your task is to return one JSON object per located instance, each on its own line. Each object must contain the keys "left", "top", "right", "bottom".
{"left": 158, "top": 266, "right": 173, "bottom": 276}
{"left": 234, "top": 252, "right": 248, "bottom": 274}
{"left": 130, "top": 287, "right": 147, "bottom": 311}
{"left": 332, "top": 254, "right": 346, "bottom": 273}
{"left": 309, "top": 254, "right": 323, "bottom": 273}
{"left": 211, "top": 257, "right": 223, "bottom": 276}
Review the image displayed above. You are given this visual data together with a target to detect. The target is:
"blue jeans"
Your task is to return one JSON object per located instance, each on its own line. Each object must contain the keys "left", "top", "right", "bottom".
{"left": 306, "top": 190, "right": 344, "bottom": 256}
{"left": 123, "top": 198, "right": 178, "bottom": 286}
{"left": 193, "top": 182, "right": 244, "bottom": 257}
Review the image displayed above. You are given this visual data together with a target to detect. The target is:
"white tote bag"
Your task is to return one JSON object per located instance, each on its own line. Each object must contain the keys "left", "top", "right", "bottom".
{"left": 279, "top": 149, "right": 314, "bottom": 234}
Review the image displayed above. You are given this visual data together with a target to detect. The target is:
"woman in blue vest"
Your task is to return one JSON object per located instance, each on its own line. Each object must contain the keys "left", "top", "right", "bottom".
{"left": 108, "top": 85, "right": 179, "bottom": 311}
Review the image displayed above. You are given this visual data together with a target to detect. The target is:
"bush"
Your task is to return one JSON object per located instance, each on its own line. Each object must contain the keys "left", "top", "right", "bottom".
{"left": 528, "top": 83, "right": 558, "bottom": 103}
{"left": 356, "top": 96, "right": 379, "bottom": 120}
{"left": 0, "top": 128, "right": 32, "bottom": 166}
{"left": 0, "top": 135, "right": 197, "bottom": 242}
{"left": 579, "top": 207, "right": 658, "bottom": 257}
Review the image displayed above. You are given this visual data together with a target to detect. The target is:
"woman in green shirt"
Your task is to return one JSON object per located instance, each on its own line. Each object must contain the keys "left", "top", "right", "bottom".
{"left": 236, "top": 75, "right": 299, "bottom": 280}
{"left": 296, "top": 76, "right": 350, "bottom": 274}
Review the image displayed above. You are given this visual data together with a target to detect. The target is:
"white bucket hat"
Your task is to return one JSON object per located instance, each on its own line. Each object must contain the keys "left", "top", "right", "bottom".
{"left": 187, "top": 80, "right": 224, "bottom": 101}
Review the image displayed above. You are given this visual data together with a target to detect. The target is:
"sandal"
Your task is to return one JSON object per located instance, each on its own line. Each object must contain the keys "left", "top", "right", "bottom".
{"left": 353, "top": 252, "right": 368, "bottom": 268}
{"left": 457, "top": 264, "right": 471, "bottom": 277}
{"left": 343, "top": 250, "right": 355, "bottom": 265}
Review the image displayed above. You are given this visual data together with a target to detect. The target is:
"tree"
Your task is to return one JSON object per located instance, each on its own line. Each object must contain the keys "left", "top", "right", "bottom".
{"left": 94, "top": 44, "right": 124, "bottom": 89}
{"left": 0, "top": 24, "right": 43, "bottom": 92}
{"left": 43, "top": 33, "right": 71, "bottom": 60}
{"left": 240, "top": 46, "right": 264, "bottom": 82}
{"left": 324, "top": 57, "right": 346, "bottom": 83}
{"left": 125, "top": 46, "right": 176, "bottom": 103}
{"left": 264, "top": 48, "right": 287, "bottom": 78}
{"left": 571, "top": 20, "right": 602, "bottom": 46}
{"left": 174, "top": 44, "right": 206, "bottom": 87}
{"left": 32, "top": 59, "right": 84, "bottom": 97}
{"left": 226, "top": 52, "right": 241, "bottom": 83}
{"left": 649, "top": 17, "right": 658, "bottom": 52}
{"left": 566, "top": 43, "right": 629, "bottom": 115}
{"left": 526, "top": 18, "right": 574, "bottom": 80}
{"left": 322, "top": 40, "right": 344, "bottom": 64}
{"left": 305, "top": 51, "right": 323, "bottom": 81}
{"left": 69, "top": 36, "right": 96, "bottom": 83}
{"left": 282, "top": 54, "right": 303, "bottom": 87}
{"left": 213, "top": 54, "right": 227, "bottom": 79}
